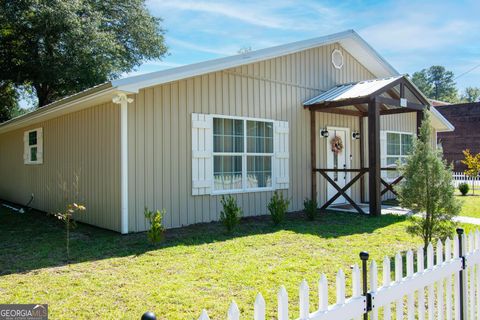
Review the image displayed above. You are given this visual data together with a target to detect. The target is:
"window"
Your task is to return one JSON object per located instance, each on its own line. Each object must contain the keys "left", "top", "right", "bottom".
{"left": 386, "top": 132, "right": 412, "bottom": 179}
{"left": 24, "top": 128, "right": 43, "bottom": 164}
{"left": 213, "top": 117, "right": 273, "bottom": 192}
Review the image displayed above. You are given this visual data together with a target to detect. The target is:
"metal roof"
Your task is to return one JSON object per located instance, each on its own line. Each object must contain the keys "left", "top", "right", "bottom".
{"left": 304, "top": 76, "right": 403, "bottom": 105}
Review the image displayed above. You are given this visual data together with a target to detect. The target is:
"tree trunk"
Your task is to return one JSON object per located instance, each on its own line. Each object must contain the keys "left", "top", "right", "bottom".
{"left": 34, "top": 83, "right": 52, "bottom": 108}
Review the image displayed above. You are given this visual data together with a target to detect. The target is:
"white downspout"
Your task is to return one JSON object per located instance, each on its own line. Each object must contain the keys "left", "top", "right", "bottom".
{"left": 113, "top": 93, "right": 133, "bottom": 234}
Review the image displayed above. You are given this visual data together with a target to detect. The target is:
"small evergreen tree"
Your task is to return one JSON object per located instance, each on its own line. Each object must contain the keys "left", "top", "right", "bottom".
{"left": 220, "top": 195, "right": 242, "bottom": 232}
{"left": 144, "top": 207, "right": 166, "bottom": 244}
{"left": 268, "top": 191, "right": 290, "bottom": 225}
{"left": 303, "top": 198, "right": 318, "bottom": 221}
{"left": 396, "top": 111, "right": 461, "bottom": 249}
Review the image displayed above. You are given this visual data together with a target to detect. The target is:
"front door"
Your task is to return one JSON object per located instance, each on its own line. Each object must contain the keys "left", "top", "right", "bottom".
{"left": 326, "top": 127, "right": 350, "bottom": 205}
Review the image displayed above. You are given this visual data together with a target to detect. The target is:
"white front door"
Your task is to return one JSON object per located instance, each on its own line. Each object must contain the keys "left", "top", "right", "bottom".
{"left": 326, "top": 127, "right": 350, "bottom": 205}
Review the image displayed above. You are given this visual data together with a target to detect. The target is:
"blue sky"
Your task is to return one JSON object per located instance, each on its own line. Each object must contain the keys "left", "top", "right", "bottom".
{"left": 129, "top": 0, "right": 480, "bottom": 93}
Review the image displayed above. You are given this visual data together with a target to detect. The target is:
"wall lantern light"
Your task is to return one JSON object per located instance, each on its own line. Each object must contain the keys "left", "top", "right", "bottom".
{"left": 320, "top": 128, "right": 329, "bottom": 138}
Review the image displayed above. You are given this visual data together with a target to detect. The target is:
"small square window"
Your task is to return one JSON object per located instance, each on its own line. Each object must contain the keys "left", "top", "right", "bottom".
{"left": 29, "top": 131, "right": 37, "bottom": 146}
{"left": 24, "top": 128, "right": 43, "bottom": 165}
{"left": 30, "top": 147, "right": 38, "bottom": 162}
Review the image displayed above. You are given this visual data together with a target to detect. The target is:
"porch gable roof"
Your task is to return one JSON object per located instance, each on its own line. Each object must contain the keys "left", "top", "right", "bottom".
{"left": 304, "top": 75, "right": 430, "bottom": 107}
{"left": 302, "top": 75, "right": 453, "bottom": 131}
{"left": 304, "top": 76, "right": 403, "bottom": 106}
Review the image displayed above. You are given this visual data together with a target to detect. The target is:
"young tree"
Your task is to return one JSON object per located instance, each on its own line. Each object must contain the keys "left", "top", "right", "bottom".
{"left": 0, "top": 0, "right": 167, "bottom": 107}
{"left": 461, "top": 87, "right": 480, "bottom": 103}
{"left": 397, "top": 111, "right": 461, "bottom": 249}
{"left": 461, "top": 149, "right": 480, "bottom": 195}
{"left": 52, "top": 203, "right": 86, "bottom": 262}
{"left": 411, "top": 66, "right": 458, "bottom": 102}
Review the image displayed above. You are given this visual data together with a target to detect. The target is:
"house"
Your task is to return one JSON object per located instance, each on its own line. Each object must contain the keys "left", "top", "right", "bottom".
{"left": 0, "top": 30, "right": 453, "bottom": 233}
{"left": 435, "top": 102, "right": 480, "bottom": 171}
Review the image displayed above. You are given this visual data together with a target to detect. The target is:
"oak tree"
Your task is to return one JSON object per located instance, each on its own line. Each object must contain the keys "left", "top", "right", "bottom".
{"left": 0, "top": 0, "right": 167, "bottom": 108}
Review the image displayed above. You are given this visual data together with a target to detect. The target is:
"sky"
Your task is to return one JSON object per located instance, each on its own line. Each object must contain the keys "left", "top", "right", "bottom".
{"left": 127, "top": 0, "right": 480, "bottom": 93}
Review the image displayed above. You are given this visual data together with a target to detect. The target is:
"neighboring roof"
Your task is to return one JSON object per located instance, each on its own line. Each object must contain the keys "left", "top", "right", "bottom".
{"left": 304, "top": 76, "right": 402, "bottom": 105}
{"left": 435, "top": 101, "right": 480, "bottom": 110}
{"left": 0, "top": 29, "right": 399, "bottom": 133}
{"left": 429, "top": 99, "right": 451, "bottom": 107}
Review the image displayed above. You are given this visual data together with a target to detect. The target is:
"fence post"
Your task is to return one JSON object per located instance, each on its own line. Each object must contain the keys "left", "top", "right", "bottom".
{"left": 457, "top": 228, "right": 466, "bottom": 320}
{"left": 360, "top": 251, "right": 370, "bottom": 320}
{"left": 141, "top": 311, "right": 157, "bottom": 320}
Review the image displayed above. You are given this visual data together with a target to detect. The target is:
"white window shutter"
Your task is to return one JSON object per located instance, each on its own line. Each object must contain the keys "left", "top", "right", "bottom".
{"left": 37, "top": 128, "right": 43, "bottom": 164}
{"left": 274, "top": 121, "right": 289, "bottom": 189}
{"left": 380, "top": 131, "right": 387, "bottom": 179}
{"left": 191, "top": 113, "right": 213, "bottom": 195}
{"left": 23, "top": 131, "right": 29, "bottom": 163}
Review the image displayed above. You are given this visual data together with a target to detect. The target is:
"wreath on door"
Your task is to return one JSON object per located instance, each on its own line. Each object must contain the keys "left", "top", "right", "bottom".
{"left": 330, "top": 135, "right": 344, "bottom": 154}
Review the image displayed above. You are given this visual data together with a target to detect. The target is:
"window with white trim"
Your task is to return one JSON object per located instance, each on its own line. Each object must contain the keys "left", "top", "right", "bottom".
{"left": 24, "top": 128, "right": 43, "bottom": 164}
{"left": 386, "top": 132, "right": 412, "bottom": 179}
{"left": 213, "top": 117, "right": 273, "bottom": 192}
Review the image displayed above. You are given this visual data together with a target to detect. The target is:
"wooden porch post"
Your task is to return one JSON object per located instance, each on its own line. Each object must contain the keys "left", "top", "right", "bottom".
{"left": 368, "top": 98, "right": 381, "bottom": 216}
{"left": 416, "top": 110, "right": 424, "bottom": 137}
{"left": 359, "top": 116, "right": 365, "bottom": 203}
{"left": 310, "top": 108, "right": 317, "bottom": 201}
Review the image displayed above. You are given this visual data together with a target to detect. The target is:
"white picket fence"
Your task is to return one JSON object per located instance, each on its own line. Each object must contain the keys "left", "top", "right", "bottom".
{"left": 198, "top": 230, "right": 480, "bottom": 320}
{"left": 453, "top": 172, "right": 479, "bottom": 190}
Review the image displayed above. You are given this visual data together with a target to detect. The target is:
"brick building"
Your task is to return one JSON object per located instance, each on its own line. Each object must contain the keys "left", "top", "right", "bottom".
{"left": 436, "top": 102, "right": 480, "bottom": 171}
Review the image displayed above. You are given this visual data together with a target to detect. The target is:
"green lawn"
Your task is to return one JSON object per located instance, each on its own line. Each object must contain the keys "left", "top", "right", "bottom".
{"left": 457, "top": 195, "right": 480, "bottom": 218}
{"left": 0, "top": 207, "right": 475, "bottom": 319}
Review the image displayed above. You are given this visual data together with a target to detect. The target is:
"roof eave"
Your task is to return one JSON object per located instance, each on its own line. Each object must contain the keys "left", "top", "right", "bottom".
{"left": 0, "top": 83, "right": 121, "bottom": 134}
{"left": 430, "top": 107, "right": 455, "bottom": 132}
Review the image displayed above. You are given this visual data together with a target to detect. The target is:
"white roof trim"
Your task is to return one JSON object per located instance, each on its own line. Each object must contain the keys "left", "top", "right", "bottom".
{"left": 114, "top": 29, "right": 399, "bottom": 93}
{"left": 430, "top": 107, "right": 455, "bottom": 132}
{"left": 0, "top": 29, "right": 399, "bottom": 133}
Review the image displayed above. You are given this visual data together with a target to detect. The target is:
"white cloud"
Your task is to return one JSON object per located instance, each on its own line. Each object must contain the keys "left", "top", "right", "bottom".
{"left": 149, "top": 0, "right": 286, "bottom": 29}
{"left": 168, "top": 38, "right": 237, "bottom": 56}
{"left": 361, "top": 19, "right": 472, "bottom": 52}
{"left": 148, "top": 0, "right": 341, "bottom": 31}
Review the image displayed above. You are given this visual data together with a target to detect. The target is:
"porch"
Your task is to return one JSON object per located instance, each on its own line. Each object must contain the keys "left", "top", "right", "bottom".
{"left": 305, "top": 75, "right": 430, "bottom": 216}
{"left": 328, "top": 202, "right": 412, "bottom": 216}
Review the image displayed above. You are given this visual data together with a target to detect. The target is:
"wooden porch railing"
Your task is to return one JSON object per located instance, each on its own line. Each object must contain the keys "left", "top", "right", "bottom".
{"left": 313, "top": 167, "right": 403, "bottom": 215}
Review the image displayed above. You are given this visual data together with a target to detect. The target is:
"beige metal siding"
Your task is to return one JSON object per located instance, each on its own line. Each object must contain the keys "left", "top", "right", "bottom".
{"left": 0, "top": 103, "right": 121, "bottom": 231}
{"left": 127, "top": 43, "right": 377, "bottom": 232}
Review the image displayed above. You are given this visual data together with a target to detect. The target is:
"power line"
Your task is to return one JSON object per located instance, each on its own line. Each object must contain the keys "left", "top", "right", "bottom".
{"left": 454, "top": 63, "right": 480, "bottom": 80}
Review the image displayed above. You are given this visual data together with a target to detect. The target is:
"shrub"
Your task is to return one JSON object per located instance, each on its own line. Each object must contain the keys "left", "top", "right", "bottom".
{"left": 304, "top": 198, "right": 318, "bottom": 221}
{"left": 268, "top": 191, "right": 290, "bottom": 225}
{"left": 220, "top": 195, "right": 242, "bottom": 232}
{"left": 458, "top": 183, "right": 470, "bottom": 196}
{"left": 144, "top": 208, "right": 166, "bottom": 244}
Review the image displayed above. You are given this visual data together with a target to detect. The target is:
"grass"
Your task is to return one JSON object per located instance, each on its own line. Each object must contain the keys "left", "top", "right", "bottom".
{"left": 0, "top": 207, "right": 476, "bottom": 319}
{"left": 457, "top": 195, "right": 480, "bottom": 218}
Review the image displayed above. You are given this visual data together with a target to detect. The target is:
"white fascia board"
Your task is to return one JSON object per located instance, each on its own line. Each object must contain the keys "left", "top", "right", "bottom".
{"left": 338, "top": 35, "right": 399, "bottom": 78}
{"left": 115, "top": 29, "right": 399, "bottom": 93}
{"left": 429, "top": 107, "right": 455, "bottom": 132}
{"left": 0, "top": 87, "right": 129, "bottom": 134}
